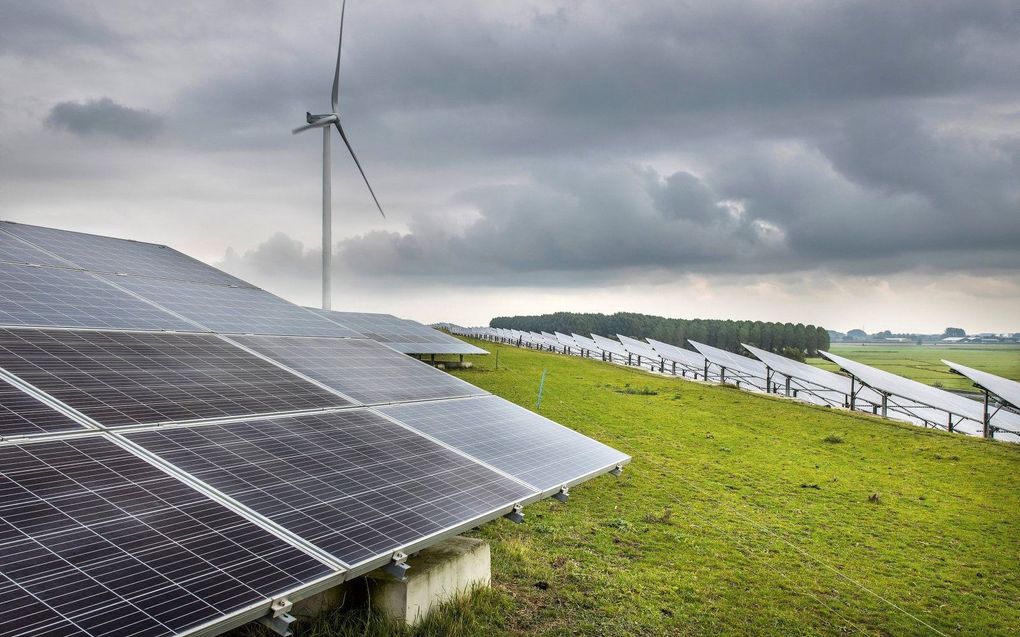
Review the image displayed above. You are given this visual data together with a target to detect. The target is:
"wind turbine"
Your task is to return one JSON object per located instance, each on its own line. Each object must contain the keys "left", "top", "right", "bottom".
{"left": 293, "top": 0, "right": 385, "bottom": 310}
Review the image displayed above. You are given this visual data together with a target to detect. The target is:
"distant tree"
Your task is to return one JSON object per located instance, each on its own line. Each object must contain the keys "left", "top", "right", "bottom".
{"left": 846, "top": 329, "right": 867, "bottom": 341}
{"left": 943, "top": 327, "right": 966, "bottom": 338}
{"left": 490, "top": 312, "right": 835, "bottom": 356}
{"left": 781, "top": 346, "right": 806, "bottom": 362}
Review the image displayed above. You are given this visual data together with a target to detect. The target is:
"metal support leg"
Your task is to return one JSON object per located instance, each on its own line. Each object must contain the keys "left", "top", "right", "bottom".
{"left": 504, "top": 503, "right": 525, "bottom": 524}
{"left": 383, "top": 551, "right": 411, "bottom": 581}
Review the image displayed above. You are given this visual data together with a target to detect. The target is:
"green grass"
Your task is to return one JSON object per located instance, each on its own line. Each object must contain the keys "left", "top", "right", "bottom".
{"left": 248, "top": 340, "right": 1020, "bottom": 636}
{"left": 808, "top": 343, "right": 1020, "bottom": 392}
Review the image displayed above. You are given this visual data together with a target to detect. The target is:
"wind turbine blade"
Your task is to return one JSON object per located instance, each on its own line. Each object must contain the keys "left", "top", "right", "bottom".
{"left": 331, "top": 0, "right": 346, "bottom": 113}
{"left": 335, "top": 120, "right": 385, "bottom": 218}
{"left": 292, "top": 121, "right": 324, "bottom": 134}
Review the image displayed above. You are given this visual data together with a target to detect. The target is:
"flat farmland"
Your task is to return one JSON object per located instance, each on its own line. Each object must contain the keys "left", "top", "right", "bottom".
{"left": 809, "top": 343, "right": 1020, "bottom": 392}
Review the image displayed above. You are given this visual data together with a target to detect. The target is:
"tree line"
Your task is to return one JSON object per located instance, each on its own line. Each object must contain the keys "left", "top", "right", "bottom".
{"left": 490, "top": 311, "right": 831, "bottom": 357}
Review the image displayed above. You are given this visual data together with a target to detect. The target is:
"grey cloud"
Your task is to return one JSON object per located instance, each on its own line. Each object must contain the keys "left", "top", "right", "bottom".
{"left": 45, "top": 98, "right": 162, "bottom": 140}
{"left": 0, "top": 2, "right": 121, "bottom": 54}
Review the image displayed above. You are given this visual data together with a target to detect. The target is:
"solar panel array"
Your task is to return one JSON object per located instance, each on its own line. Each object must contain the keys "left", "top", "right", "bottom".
{"left": 0, "top": 436, "right": 333, "bottom": 637}
{"left": 0, "top": 231, "right": 70, "bottom": 268}
{"left": 0, "top": 378, "right": 85, "bottom": 438}
{"left": 379, "top": 396, "right": 628, "bottom": 492}
{"left": 232, "top": 335, "right": 487, "bottom": 405}
{"left": 109, "top": 276, "right": 362, "bottom": 338}
{"left": 461, "top": 324, "right": 1020, "bottom": 442}
{"left": 126, "top": 411, "right": 538, "bottom": 568}
{"left": 309, "top": 309, "right": 487, "bottom": 355}
{"left": 0, "top": 262, "right": 196, "bottom": 332}
{"left": 0, "top": 221, "right": 629, "bottom": 636}
{"left": 0, "top": 328, "right": 349, "bottom": 427}
{"left": 1, "top": 221, "right": 252, "bottom": 287}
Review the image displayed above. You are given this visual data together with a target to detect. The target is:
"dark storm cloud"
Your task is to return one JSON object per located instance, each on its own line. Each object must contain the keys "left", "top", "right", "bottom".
{"left": 45, "top": 98, "right": 162, "bottom": 140}
{"left": 3, "top": 0, "right": 1020, "bottom": 288}
{"left": 0, "top": 2, "right": 121, "bottom": 54}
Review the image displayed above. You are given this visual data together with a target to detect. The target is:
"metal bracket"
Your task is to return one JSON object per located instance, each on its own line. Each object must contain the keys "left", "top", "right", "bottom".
{"left": 553, "top": 485, "right": 570, "bottom": 503}
{"left": 269, "top": 597, "right": 294, "bottom": 617}
{"left": 610, "top": 464, "right": 624, "bottom": 477}
{"left": 382, "top": 551, "right": 410, "bottom": 581}
{"left": 504, "top": 503, "right": 525, "bottom": 524}
{"left": 257, "top": 609, "right": 297, "bottom": 637}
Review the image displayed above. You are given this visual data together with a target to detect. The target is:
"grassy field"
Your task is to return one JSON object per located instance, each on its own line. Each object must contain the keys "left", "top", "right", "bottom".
{"left": 247, "top": 339, "right": 1020, "bottom": 637}
{"left": 808, "top": 343, "right": 1020, "bottom": 392}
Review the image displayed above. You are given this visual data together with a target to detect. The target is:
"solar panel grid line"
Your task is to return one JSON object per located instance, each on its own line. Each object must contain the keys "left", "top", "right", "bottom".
{"left": 367, "top": 405, "right": 545, "bottom": 494}
{"left": 231, "top": 334, "right": 488, "bottom": 406}
{"left": 0, "top": 328, "right": 350, "bottom": 429}
{"left": 0, "top": 366, "right": 101, "bottom": 437}
{"left": 0, "top": 262, "right": 206, "bottom": 333}
{"left": 0, "top": 221, "right": 257, "bottom": 289}
{"left": 106, "top": 433, "right": 349, "bottom": 573}
{"left": 125, "top": 411, "right": 539, "bottom": 572}
{"left": 102, "top": 276, "right": 364, "bottom": 339}
{"left": 0, "top": 434, "right": 337, "bottom": 637}
{"left": 0, "top": 226, "right": 84, "bottom": 270}
{"left": 216, "top": 334, "right": 363, "bottom": 406}
{"left": 86, "top": 272, "right": 212, "bottom": 333}
{"left": 377, "top": 395, "right": 631, "bottom": 495}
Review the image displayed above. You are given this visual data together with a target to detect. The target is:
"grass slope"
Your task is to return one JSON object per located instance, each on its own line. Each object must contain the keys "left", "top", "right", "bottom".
{"left": 249, "top": 340, "right": 1020, "bottom": 637}
{"left": 810, "top": 344, "right": 1020, "bottom": 392}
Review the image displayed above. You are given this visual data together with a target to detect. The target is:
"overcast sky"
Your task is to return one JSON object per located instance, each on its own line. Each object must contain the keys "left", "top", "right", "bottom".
{"left": 2, "top": 1, "right": 1018, "bottom": 333}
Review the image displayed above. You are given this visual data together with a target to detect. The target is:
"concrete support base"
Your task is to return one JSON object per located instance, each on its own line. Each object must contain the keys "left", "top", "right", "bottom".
{"left": 367, "top": 536, "right": 491, "bottom": 626}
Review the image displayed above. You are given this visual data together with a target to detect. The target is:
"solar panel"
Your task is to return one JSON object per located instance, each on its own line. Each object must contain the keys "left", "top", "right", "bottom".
{"left": 0, "top": 328, "right": 349, "bottom": 427}
{"left": 378, "top": 395, "right": 630, "bottom": 493}
{"left": 590, "top": 334, "right": 629, "bottom": 359}
{"left": 0, "top": 263, "right": 198, "bottom": 332}
{"left": 741, "top": 343, "right": 886, "bottom": 410}
{"left": 944, "top": 360, "right": 1020, "bottom": 413}
{"left": 308, "top": 310, "right": 487, "bottom": 355}
{"left": 689, "top": 340, "right": 769, "bottom": 390}
{"left": 0, "top": 435, "right": 333, "bottom": 637}
{"left": 822, "top": 351, "right": 1020, "bottom": 436}
{"left": 125, "top": 410, "right": 538, "bottom": 569}
{"left": 231, "top": 335, "right": 487, "bottom": 405}
{"left": 1, "top": 221, "right": 252, "bottom": 288}
{"left": 571, "top": 333, "right": 603, "bottom": 354}
{"left": 0, "top": 230, "right": 72, "bottom": 268}
{"left": 106, "top": 276, "right": 363, "bottom": 338}
{"left": 645, "top": 338, "right": 707, "bottom": 372}
{"left": 0, "top": 377, "right": 86, "bottom": 438}
{"left": 616, "top": 334, "right": 662, "bottom": 361}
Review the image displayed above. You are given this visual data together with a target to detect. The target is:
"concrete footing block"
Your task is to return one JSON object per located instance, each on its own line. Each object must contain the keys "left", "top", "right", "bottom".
{"left": 366, "top": 536, "right": 491, "bottom": 626}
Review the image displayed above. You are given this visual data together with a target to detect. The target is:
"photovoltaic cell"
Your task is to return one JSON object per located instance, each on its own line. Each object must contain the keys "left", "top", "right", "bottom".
{"left": 0, "top": 378, "right": 85, "bottom": 438}
{"left": 0, "top": 263, "right": 198, "bottom": 332}
{"left": 378, "top": 395, "right": 630, "bottom": 492}
{"left": 232, "top": 335, "right": 487, "bottom": 405}
{"left": 0, "top": 436, "right": 333, "bottom": 637}
{"left": 0, "top": 230, "right": 70, "bottom": 268}
{"left": 0, "top": 328, "right": 349, "bottom": 427}
{"left": 108, "top": 276, "right": 363, "bottom": 338}
{"left": 1, "top": 221, "right": 252, "bottom": 287}
{"left": 308, "top": 310, "right": 488, "bottom": 355}
{"left": 126, "top": 410, "right": 537, "bottom": 567}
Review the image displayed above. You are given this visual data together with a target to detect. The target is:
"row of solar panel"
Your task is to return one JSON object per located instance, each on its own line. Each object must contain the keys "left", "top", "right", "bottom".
{"left": 0, "top": 222, "right": 485, "bottom": 355}
{"left": 0, "top": 327, "right": 628, "bottom": 636}
{"left": 0, "top": 223, "right": 630, "bottom": 636}
{"left": 460, "top": 326, "right": 1020, "bottom": 441}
